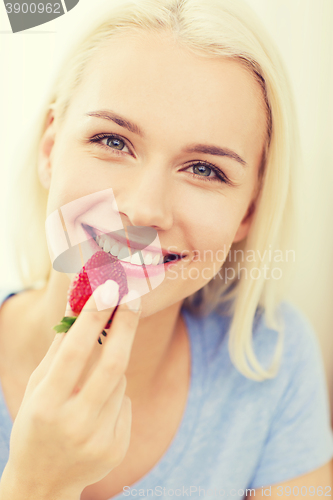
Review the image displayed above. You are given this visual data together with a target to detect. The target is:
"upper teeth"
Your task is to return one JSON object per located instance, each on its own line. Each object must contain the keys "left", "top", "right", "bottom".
{"left": 95, "top": 234, "right": 164, "bottom": 266}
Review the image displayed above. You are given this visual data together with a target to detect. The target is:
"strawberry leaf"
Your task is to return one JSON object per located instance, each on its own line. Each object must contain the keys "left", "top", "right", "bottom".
{"left": 53, "top": 315, "right": 77, "bottom": 333}
{"left": 62, "top": 316, "right": 77, "bottom": 326}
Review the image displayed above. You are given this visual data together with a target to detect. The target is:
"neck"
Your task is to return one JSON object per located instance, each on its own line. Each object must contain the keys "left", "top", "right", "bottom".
{"left": 21, "top": 269, "right": 185, "bottom": 405}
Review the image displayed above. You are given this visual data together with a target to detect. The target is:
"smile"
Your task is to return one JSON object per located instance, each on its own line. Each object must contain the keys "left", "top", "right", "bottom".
{"left": 82, "top": 224, "right": 185, "bottom": 267}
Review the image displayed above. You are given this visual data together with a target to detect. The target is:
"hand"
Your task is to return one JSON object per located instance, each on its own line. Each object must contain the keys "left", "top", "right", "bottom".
{"left": 4, "top": 281, "right": 141, "bottom": 497}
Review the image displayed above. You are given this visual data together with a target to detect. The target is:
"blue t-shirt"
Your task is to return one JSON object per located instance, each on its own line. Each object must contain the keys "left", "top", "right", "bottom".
{"left": 0, "top": 289, "right": 332, "bottom": 499}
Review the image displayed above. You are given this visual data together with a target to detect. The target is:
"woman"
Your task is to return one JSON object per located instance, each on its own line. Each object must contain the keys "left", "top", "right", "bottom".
{"left": 0, "top": 0, "right": 332, "bottom": 498}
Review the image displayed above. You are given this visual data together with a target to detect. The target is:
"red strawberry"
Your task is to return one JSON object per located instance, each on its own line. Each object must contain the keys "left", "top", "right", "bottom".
{"left": 53, "top": 250, "right": 128, "bottom": 340}
{"left": 68, "top": 250, "right": 128, "bottom": 314}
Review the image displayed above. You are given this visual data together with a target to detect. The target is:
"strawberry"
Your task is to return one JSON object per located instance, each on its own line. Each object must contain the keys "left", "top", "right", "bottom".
{"left": 68, "top": 250, "right": 128, "bottom": 314}
{"left": 53, "top": 250, "right": 128, "bottom": 343}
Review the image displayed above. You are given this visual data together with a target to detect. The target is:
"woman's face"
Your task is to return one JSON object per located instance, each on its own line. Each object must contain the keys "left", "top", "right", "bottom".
{"left": 39, "top": 30, "right": 268, "bottom": 316}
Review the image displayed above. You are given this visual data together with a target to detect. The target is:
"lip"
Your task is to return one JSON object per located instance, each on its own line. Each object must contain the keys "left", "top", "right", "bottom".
{"left": 81, "top": 224, "right": 184, "bottom": 278}
{"left": 85, "top": 223, "right": 183, "bottom": 258}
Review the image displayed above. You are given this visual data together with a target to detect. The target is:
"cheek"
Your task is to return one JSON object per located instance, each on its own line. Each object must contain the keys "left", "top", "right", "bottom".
{"left": 181, "top": 194, "right": 244, "bottom": 258}
{"left": 46, "top": 132, "right": 103, "bottom": 217}
{"left": 45, "top": 139, "right": 80, "bottom": 213}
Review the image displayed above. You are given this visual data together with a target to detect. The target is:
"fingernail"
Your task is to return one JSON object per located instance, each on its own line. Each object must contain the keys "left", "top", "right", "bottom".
{"left": 98, "top": 280, "right": 119, "bottom": 307}
{"left": 122, "top": 290, "right": 141, "bottom": 312}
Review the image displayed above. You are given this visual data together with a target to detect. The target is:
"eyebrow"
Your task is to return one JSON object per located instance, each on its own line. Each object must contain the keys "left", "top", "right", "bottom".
{"left": 86, "top": 110, "right": 144, "bottom": 137}
{"left": 85, "top": 110, "right": 248, "bottom": 167}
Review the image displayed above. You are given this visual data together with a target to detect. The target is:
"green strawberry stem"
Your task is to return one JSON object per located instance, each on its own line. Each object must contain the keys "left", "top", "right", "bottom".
{"left": 52, "top": 316, "right": 107, "bottom": 341}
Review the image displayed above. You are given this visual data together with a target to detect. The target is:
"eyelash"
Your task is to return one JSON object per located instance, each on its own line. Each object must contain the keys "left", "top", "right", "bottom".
{"left": 89, "top": 133, "right": 231, "bottom": 185}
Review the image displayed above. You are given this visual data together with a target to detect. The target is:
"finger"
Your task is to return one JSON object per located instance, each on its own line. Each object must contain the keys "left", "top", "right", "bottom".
{"left": 98, "top": 394, "right": 133, "bottom": 469}
{"left": 78, "top": 291, "right": 141, "bottom": 410}
{"left": 113, "top": 395, "right": 132, "bottom": 460}
{"left": 23, "top": 332, "right": 66, "bottom": 400}
{"left": 94, "top": 374, "right": 127, "bottom": 429}
{"left": 45, "top": 280, "right": 119, "bottom": 403}
{"left": 93, "top": 393, "right": 132, "bottom": 470}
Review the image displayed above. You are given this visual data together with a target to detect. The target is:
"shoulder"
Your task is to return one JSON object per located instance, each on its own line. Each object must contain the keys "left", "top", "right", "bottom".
{"left": 253, "top": 300, "right": 323, "bottom": 377}
{"left": 0, "top": 289, "right": 21, "bottom": 331}
{"left": 186, "top": 300, "right": 319, "bottom": 365}
{"left": 0, "top": 288, "right": 28, "bottom": 343}
{"left": 0, "top": 289, "right": 19, "bottom": 307}
{"left": 247, "top": 302, "right": 333, "bottom": 487}
{"left": 273, "top": 300, "right": 317, "bottom": 345}
{"left": 253, "top": 299, "right": 316, "bottom": 343}
{"left": 186, "top": 299, "right": 326, "bottom": 393}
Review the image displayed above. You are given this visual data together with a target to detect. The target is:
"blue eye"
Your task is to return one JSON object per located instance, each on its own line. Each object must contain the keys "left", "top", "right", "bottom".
{"left": 105, "top": 136, "right": 127, "bottom": 151}
{"left": 89, "top": 134, "right": 231, "bottom": 185}
{"left": 192, "top": 164, "right": 214, "bottom": 177}
{"left": 186, "top": 162, "right": 229, "bottom": 184}
{"left": 103, "top": 135, "right": 130, "bottom": 153}
{"left": 90, "top": 133, "right": 130, "bottom": 154}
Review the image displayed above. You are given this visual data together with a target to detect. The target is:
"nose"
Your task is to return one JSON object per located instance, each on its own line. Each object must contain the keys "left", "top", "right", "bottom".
{"left": 115, "top": 161, "right": 174, "bottom": 230}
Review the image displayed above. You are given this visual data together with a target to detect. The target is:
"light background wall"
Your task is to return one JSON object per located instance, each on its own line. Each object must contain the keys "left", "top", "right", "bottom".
{"left": 1, "top": 0, "right": 333, "bottom": 411}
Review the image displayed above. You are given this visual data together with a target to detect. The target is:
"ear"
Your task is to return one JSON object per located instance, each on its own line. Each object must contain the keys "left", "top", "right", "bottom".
{"left": 38, "top": 109, "right": 56, "bottom": 190}
{"left": 232, "top": 198, "right": 256, "bottom": 244}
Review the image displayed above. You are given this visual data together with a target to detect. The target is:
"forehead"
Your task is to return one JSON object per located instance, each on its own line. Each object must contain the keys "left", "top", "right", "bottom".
{"left": 66, "top": 31, "right": 267, "bottom": 164}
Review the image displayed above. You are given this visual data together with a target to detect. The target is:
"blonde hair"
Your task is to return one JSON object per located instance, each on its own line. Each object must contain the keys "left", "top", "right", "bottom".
{"left": 9, "top": 0, "right": 302, "bottom": 381}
